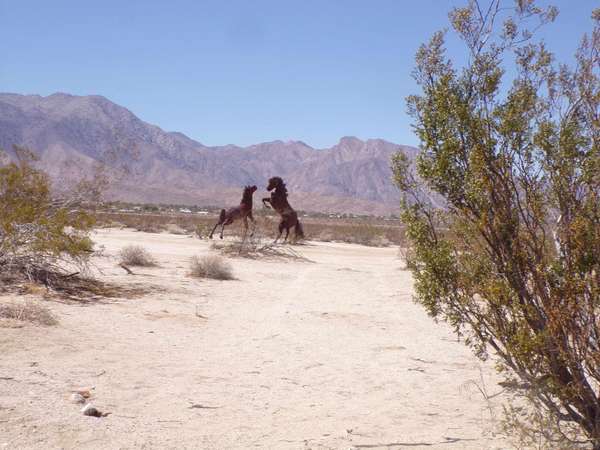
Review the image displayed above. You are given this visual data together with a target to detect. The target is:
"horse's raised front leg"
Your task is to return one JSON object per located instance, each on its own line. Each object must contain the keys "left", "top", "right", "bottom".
{"left": 209, "top": 221, "right": 221, "bottom": 239}
{"left": 262, "top": 198, "right": 271, "bottom": 209}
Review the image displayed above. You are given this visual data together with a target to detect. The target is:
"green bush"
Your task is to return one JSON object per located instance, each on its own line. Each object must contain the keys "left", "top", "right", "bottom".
{"left": 0, "top": 147, "right": 95, "bottom": 285}
{"left": 393, "top": 2, "right": 600, "bottom": 447}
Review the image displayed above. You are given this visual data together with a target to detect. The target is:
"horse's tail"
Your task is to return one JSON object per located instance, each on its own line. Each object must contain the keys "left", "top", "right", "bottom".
{"left": 295, "top": 220, "right": 305, "bottom": 240}
{"left": 219, "top": 208, "right": 227, "bottom": 223}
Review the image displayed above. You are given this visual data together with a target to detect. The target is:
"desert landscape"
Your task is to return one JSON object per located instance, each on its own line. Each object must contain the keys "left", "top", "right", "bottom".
{"left": 2, "top": 1, "right": 598, "bottom": 447}
{"left": 1, "top": 229, "right": 505, "bottom": 449}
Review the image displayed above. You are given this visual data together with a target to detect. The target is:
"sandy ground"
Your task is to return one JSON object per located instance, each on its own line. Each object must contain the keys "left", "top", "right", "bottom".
{"left": 0, "top": 229, "right": 506, "bottom": 450}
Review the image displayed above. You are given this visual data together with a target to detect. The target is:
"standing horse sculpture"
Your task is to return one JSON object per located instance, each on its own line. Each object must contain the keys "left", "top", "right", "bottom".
{"left": 262, "top": 176, "right": 304, "bottom": 243}
{"left": 209, "top": 185, "right": 257, "bottom": 239}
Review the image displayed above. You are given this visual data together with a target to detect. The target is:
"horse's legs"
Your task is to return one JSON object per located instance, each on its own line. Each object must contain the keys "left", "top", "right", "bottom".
{"left": 220, "top": 223, "right": 226, "bottom": 239}
{"left": 242, "top": 217, "right": 249, "bottom": 240}
{"left": 209, "top": 221, "right": 221, "bottom": 239}
{"left": 248, "top": 212, "right": 256, "bottom": 237}
{"left": 283, "top": 226, "right": 290, "bottom": 243}
{"left": 274, "top": 221, "right": 285, "bottom": 244}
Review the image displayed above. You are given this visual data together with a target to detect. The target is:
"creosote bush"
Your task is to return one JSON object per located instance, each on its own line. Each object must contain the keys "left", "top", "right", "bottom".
{"left": 189, "top": 255, "right": 234, "bottom": 280}
{"left": 118, "top": 245, "right": 157, "bottom": 267}
{"left": 0, "top": 147, "right": 95, "bottom": 286}
{"left": 393, "top": 1, "right": 600, "bottom": 448}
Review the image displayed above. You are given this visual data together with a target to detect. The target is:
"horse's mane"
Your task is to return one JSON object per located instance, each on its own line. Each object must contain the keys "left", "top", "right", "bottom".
{"left": 271, "top": 177, "right": 288, "bottom": 198}
{"left": 241, "top": 185, "right": 255, "bottom": 204}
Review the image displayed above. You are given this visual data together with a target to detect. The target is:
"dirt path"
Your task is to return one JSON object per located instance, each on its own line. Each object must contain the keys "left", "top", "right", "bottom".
{"left": 0, "top": 229, "right": 505, "bottom": 449}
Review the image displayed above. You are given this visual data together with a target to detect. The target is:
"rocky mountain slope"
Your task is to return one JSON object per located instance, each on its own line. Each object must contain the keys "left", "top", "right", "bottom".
{"left": 0, "top": 93, "right": 418, "bottom": 214}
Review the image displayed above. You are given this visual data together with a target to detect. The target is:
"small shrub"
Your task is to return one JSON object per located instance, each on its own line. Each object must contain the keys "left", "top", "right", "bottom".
{"left": 0, "top": 147, "right": 95, "bottom": 287}
{"left": 194, "top": 223, "right": 211, "bottom": 239}
{"left": 118, "top": 245, "right": 157, "bottom": 267}
{"left": 189, "top": 255, "right": 233, "bottom": 280}
{"left": 0, "top": 300, "right": 57, "bottom": 326}
{"left": 211, "top": 233, "right": 310, "bottom": 261}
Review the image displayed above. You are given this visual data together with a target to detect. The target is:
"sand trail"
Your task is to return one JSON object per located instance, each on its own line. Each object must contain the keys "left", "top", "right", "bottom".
{"left": 0, "top": 229, "right": 504, "bottom": 449}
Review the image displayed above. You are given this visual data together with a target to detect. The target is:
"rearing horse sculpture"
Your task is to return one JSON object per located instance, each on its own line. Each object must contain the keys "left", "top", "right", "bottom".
{"left": 209, "top": 185, "right": 257, "bottom": 239}
{"left": 262, "top": 176, "right": 304, "bottom": 243}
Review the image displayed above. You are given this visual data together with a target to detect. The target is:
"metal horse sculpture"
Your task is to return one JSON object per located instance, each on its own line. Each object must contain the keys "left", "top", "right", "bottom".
{"left": 209, "top": 185, "right": 257, "bottom": 239}
{"left": 262, "top": 176, "right": 304, "bottom": 243}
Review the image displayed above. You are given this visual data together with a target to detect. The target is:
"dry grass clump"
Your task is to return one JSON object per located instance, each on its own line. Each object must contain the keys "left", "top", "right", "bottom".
{"left": 211, "top": 233, "right": 310, "bottom": 261}
{"left": 0, "top": 268, "right": 151, "bottom": 304}
{"left": 189, "top": 255, "right": 234, "bottom": 280}
{"left": 118, "top": 245, "right": 157, "bottom": 267}
{"left": 0, "top": 300, "right": 57, "bottom": 326}
{"left": 50, "top": 277, "right": 152, "bottom": 303}
{"left": 194, "top": 223, "right": 213, "bottom": 239}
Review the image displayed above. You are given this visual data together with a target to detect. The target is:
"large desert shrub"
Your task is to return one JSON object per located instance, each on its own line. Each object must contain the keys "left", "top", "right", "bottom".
{"left": 393, "top": 1, "right": 600, "bottom": 447}
{"left": 0, "top": 147, "right": 95, "bottom": 285}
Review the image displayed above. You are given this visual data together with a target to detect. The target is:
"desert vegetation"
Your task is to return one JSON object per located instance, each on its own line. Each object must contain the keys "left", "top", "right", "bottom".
{"left": 210, "top": 232, "right": 310, "bottom": 261}
{"left": 394, "top": 1, "right": 600, "bottom": 447}
{"left": 118, "top": 245, "right": 157, "bottom": 267}
{"left": 0, "top": 299, "right": 57, "bottom": 326}
{"left": 8, "top": 2, "right": 598, "bottom": 446}
{"left": 0, "top": 146, "right": 149, "bottom": 305}
{"left": 189, "top": 254, "right": 234, "bottom": 280}
{"left": 0, "top": 146, "right": 95, "bottom": 288}
{"left": 97, "top": 210, "right": 405, "bottom": 247}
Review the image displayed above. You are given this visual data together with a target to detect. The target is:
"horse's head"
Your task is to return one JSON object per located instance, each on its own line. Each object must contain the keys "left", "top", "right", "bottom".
{"left": 240, "top": 185, "right": 258, "bottom": 206}
{"left": 267, "top": 177, "right": 283, "bottom": 192}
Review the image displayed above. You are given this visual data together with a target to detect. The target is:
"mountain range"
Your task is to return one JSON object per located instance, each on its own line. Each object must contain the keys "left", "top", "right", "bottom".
{"left": 0, "top": 93, "right": 418, "bottom": 214}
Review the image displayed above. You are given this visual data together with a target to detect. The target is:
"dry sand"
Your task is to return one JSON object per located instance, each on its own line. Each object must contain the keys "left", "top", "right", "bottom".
{"left": 0, "top": 229, "right": 506, "bottom": 449}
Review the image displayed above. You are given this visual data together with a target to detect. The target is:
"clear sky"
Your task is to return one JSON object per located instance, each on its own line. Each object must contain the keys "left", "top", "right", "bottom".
{"left": 0, "top": 0, "right": 596, "bottom": 148}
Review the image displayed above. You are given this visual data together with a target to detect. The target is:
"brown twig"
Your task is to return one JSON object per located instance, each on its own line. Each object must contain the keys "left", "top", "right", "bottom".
{"left": 61, "top": 271, "right": 80, "bottom": 279}
{"left": 119, "top": 263, "right": 134, "bottom": 275}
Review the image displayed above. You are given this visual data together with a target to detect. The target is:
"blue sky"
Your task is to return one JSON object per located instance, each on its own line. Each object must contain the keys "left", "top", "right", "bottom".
{"left": 0, "top": 0, "right": 596, "bottom": 148}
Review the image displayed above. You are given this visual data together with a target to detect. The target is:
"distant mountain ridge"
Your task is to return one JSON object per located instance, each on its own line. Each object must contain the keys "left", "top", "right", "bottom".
{"left": 0, "top": 92, "right": 418, "bottom": 214}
